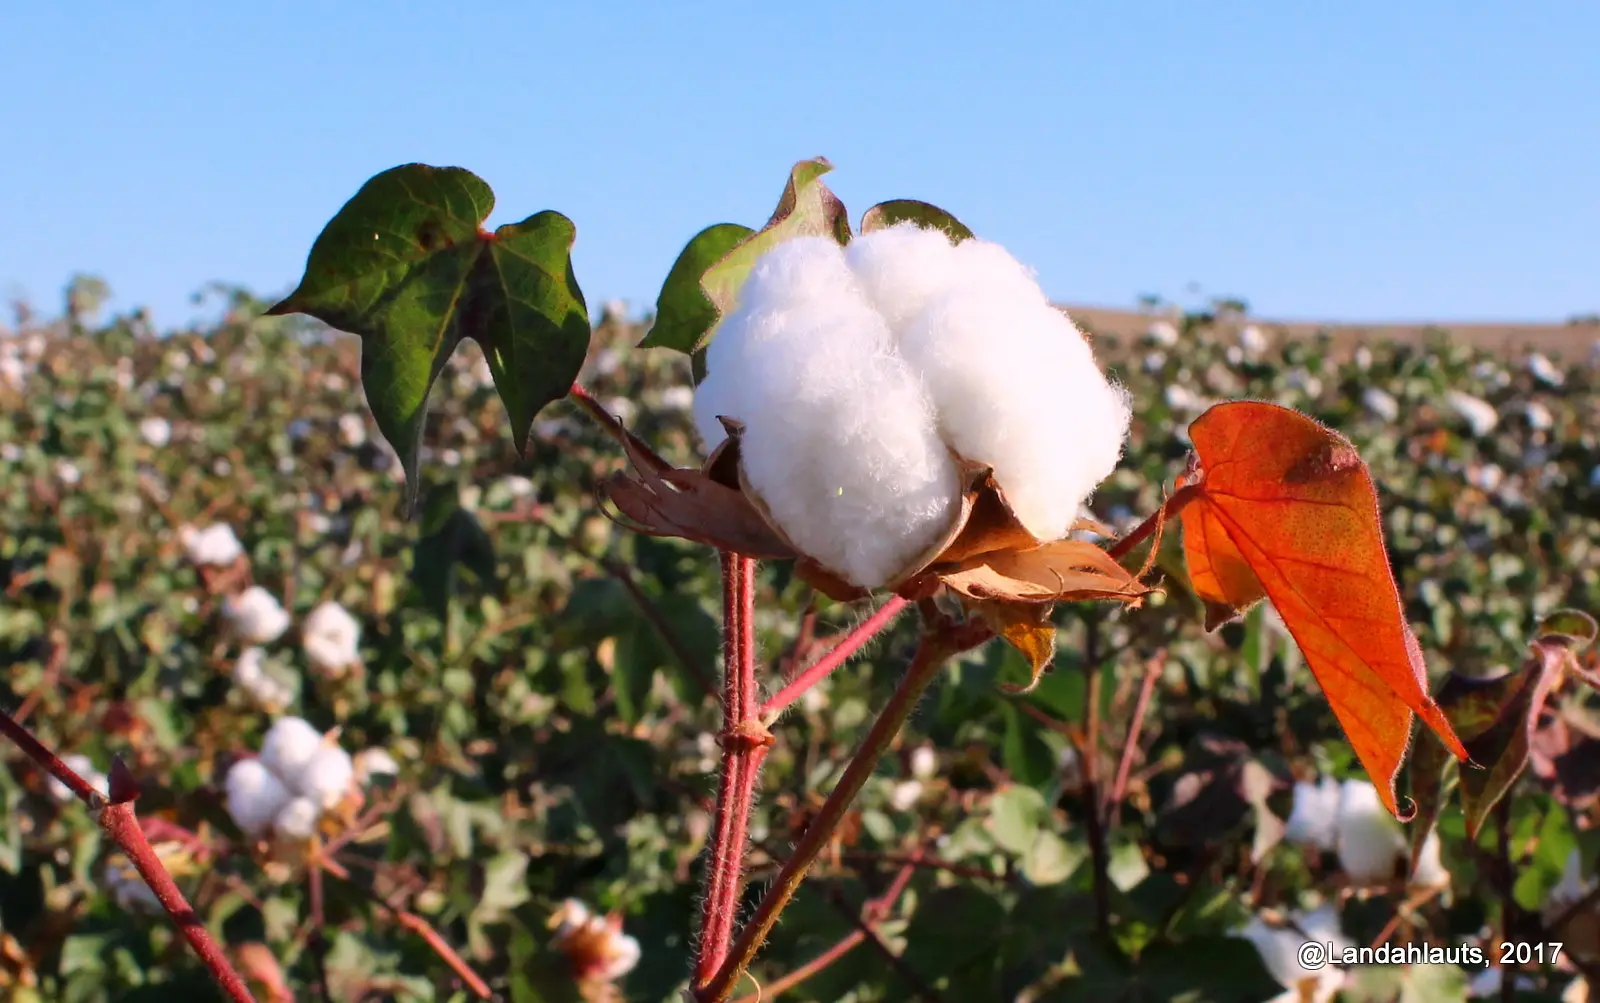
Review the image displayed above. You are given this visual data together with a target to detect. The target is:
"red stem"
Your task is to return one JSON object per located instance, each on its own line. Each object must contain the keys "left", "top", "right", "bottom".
{"left": 695, "top": 553, "right": 767, "bottom": 991}
{"left": 758, "top": 597, "right": 909, "bottom": 719}
{"left": 1105, "top": 484, "right": 1202, "bottom": 563}
{"left": 1104, "top": 657, "right": 1163, "bottom": 824}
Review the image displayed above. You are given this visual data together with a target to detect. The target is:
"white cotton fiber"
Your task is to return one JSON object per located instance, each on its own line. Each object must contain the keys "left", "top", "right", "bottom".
{"left": 273, "top": 796, "right": 320, "bottom": 839}
{"left": 259, "top": 716, "right": 324, "bottom": 788}
{"left": 896, "top": 266, "right": 1130, "bottom": 541}
{"left": 694, "top": 237, "right": 960, "bottom": 588}
{"left": 1334, "top": 780, "right": 1406, "bottom": 885}
{"left": 844, "top": 223, "right": 964, "bottom": 332}
{"left": 226, "top": 758, "right": 292, "bottom": 838}
{"left": 298, "top": 746, "right": 355, "bottom": 808}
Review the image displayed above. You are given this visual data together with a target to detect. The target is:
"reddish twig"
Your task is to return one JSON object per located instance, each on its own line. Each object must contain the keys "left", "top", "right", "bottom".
{"left": 759, "top": 597, "right": 909, "bottom": 720}
{"left": 695, "top": 553, "right": 769, "bottom": 991}
{"left": 1104, "top": 655, "right": 1163, "bottom": 824}
{"left": 697, "top": 606, "right": 993, "bottom": 1003}
{"left": 0, "top": 707, "right": 258, "bottom": 1003}
{"left": 1105, "top": 484, "right": 1202, "bottom": 563}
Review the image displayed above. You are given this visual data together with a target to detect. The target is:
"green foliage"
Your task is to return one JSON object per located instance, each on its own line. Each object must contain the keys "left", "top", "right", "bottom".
{"left": 268, "top": 164, "right": 591, "bottom": 507}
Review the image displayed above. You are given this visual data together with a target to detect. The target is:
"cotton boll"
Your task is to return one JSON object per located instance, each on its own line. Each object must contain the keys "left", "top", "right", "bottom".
{"left": 226, "top": 759, "right": 293, "bottom": 838}
{"left": 1362, "top": 387, "right": 1400, "bottom": 422}
{"left": 899, "top": 286, "right": 1129, "bottom": 542}
{"left": 259, "top": 717, "right": 324, "bottom": 788}
{"left": 1527, "top": 352, "right": 1564, "bottom": 387}
{"left": 1145, "top": 320, "right": 1180, "bottom": 347}
{"left": 657, "top": 385, "right": 694, "bottom": 411}
{"left": 600, "top": 932, "right": 641, "bottom": 981}
{"left": 844, "top": 223, "right": 963, "bottom": 333}
{"left": 1525, "top": 401, "right": 1555, "bottom": 431}
{"left": 138, "top": 416, "right": 172, "bottom": 447}
{"left": 355, "top": 748, "right": 400, "bottom": 782}
{"left": 181, "top": 523, "right": 244, "bottom": 567}
{"left": 1239, "top": 912, "right": 1346, "bottom": 1002}
{"left": 273, "top": 796, "right": 320, "bottom": 839}
{"left": 1445, "top": 390, "right": 1499, "bottom": 437}
{"left": 234, "top": 647, "right": 267, "bottom": 689}
{"left": 1239, "top": 325, "right": 1269, "bottom": 356}
{"left": 1335, "top": 780, "right": 1406, "bottom": 885}
{"left": 1544, "top": 848, "right": 1596, "bottom": 924}
{"left": 222, "top": 587, "right": 291, "bottom": 645}
{"left": 909, "top": 745, "right": 938, "bottom": 781}
{"left": 338, "top": 413, "right": 367, "bottom": 447}
{"left": 701, "top": 237, "right": 960, "bottom": 587}
{"left": 1283, "top": 777, "right": 1341, "bottom": 851}
{"left": 1409, "top": 830, "right": 1450, "bottom": 889}
{"left": 302, "top": 601, "right": 361, "bottom": 676}
{"left": 298, "top": 746, "right": 355, "bottom": 808}
{"left": 888, "top": 779, "right": 924, "bottom": 812}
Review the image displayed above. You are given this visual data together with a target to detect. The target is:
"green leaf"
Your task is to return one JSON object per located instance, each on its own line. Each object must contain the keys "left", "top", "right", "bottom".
{"left": 412, "top": 482, "right": 499, "bottom": 618}
{"left": 988, "top": 784, "right": 1048, "bottom": 855}
{"left": 612, "top": 620, "right": 662, "bottom": 726}
{"left": 640, "top": 223, "right": 754, "bottom": 353}
{"left": 699, "top": 158, "right": 851, "bottom": 321}
{"left": 267, "top": 164, "right": 590, "bottom": 507}
{"left": 1536, "top": 608, "right": 1597, "bottom": 651}
{"left": 1405, "top": 722, "right": 1455, "bottom": 873}
{"left": 1435, "top": 638, "right": 1572, "bottom": 838}
{"left": 859, "top": 199, "right": 975, "bottom": 243}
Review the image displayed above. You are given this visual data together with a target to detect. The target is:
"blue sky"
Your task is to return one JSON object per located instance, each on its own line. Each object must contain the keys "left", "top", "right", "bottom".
{"left": 2, "top": 2, "right": 1595, "bottom": 328}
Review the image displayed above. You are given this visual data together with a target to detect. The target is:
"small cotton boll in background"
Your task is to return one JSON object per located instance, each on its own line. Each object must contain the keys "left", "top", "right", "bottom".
{"left": 1527, "top": 352, "right": 1564, "bottom": 387}
{"left": 1142, "top": 350, "right": 1167, "bottom": 373}
{"left": 225, "top": 758, "right": 292, "bottom": 838}
{"left": 1362, "top": 387, "right": 1400, "bottom": 422}
{"left": 56, "top": 461, "right": 81, "bottom": 486}
{"left": 1164, "top": 384, "right": 1209, "bottom": 414}
{"left": 301, "top": 601, "right": 361, "bottom": 676}
{"left": 1238, "top": 325, "right": 1268, "bottom": 356}
{"left": 297, "top": 746, "right": 355, "bottom": 808}
{"left": 1353, "top": 346, "right": 1374, "bottom": 370}
{"left": 602, "top": 396, "right": 636, "bottom": 426}
{"left": 1467, "top": 462, "right": 1506, "bottom": 493}
{"left": 1334, "top": 780, "right": 1406, "bottom": 885}
{"left": 1283, "top": 776, "right": 1341, "bottom": 852}
{"left": 1409, "top": 830, "right": 1450, "bottom": 890}
{"left": 138, "top": 416, "right": 171, "bottom": 447}
{"left": 232, "top": 648, "right": 294, "bottom": 713}
{"left": 48, "top": 754, "right": 108, "bottom": 802}
{"left": 549, "top": 900, "right": 641, "bottom": 983}
{"left": 1144, "top": 319, "right": 1180, "bottom": 347}
{"left": 1525, "top": 401, "right": 1555, "bottom": 431}
{"left": 273, "top": 796, "right": 320, "bottom": 839}
{"left": 180, "top": 523, "right": 243, "bottom": 567}
{"left": 656, "top": 385, "right": 694, "bottom": 411}
{"left": 888, "top": 779, "right": 924, "bottom": 812}
{"left": 337, "top": 413, "right": 366, "bottom": 447}
{"left": 105, "top": 859, "right": 164, "bottom": 915}
{"left": 1238, "top": 906, "right": 1347, "bottom": 1003}
{"left": 909, "top": 745, "right": 937, "bottom": 781}
{"left": 355, "top": 748, "right": 399, "bottom": 783}
{"left": 222, "top": 587, "right": 291, "bottom": 645}
{"left": 1445, "top": 390, "right": 1499, "bottom": 437}
{"left": 258, "top": 717, "right": 325, "bottom": 788}
{"left": 698, "top": 237, "right": 960, "bottom": 588}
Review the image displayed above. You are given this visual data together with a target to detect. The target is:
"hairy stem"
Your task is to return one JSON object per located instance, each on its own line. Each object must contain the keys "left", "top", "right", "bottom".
{"left": 1105, "top": 484, "right": 1202, "bottom": 563}
{"left": 759, "top": 597, "right": 909, "bottom": 720}
{"left": 695, "top": 554, "right": 768, "bottom": 990}
{"left": 698, "top": 608, "right": 991, "bottom": 1003}
{"left": 1105, "top": 655, "right": 1163, "bottom": 825}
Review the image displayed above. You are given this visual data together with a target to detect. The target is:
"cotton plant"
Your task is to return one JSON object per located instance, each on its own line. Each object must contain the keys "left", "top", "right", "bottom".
{"left": 138, "top": 415, "right": 172, "bottom": 447}
{"left": 48, "top": 754, "right": 108, "bottom": 803}
{"left": 1278, "top": 777, "right": 1447, "bottom": 890}
{"left": 1444, "top": 389, "right": 1499, "bottom": 437}
{"left": 300, "top": 600, "right": 362, "bottom": 677}
{"left": 232, "top": 648, "right": 295, "bottom": 713}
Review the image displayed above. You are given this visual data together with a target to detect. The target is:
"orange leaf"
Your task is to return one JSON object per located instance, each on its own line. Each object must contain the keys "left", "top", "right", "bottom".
{"left": 1180, "top": 401, "right": 1470, "bottom": 818}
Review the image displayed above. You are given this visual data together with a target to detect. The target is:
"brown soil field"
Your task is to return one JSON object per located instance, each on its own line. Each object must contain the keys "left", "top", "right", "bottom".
{"left": 1064, "top": 304, "right": 1600, "bottom": 361}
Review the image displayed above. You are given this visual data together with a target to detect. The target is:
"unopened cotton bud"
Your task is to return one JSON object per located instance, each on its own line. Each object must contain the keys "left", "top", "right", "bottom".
{"left": 226, "top": 758, "right": 292, "bottom": 838}
{"left": 273, "top": 796, "right": 320, "bottom": 839}
{"left": 259, "top": 717, "right": 324, "bottom": 786}
{"left": 222, "top": 587, "right": 291, "bottom": 645}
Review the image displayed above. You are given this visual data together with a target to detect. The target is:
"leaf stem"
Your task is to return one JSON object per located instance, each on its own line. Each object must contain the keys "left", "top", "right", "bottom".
{"left": 758, "top": 597, "right": 909, "bottom": 720}
{"left": 1105, "top": 484, "right": 1202, "bottom": 563}
{"left": 697, "top": 606, "right": 991, "bottom": 1003}
{"left": 1105, "top": 655, "right": 1163, "bottom": 825}
{"left": 1079, "top": 614, "right": 1114, "bottom": 942}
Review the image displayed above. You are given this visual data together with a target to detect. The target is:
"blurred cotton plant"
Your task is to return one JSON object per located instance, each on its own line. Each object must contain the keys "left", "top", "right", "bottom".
{"left": 221, "top": 586, "right": 292, "bottom": 645}
{"left": 225, "top": 716, "right": 358, "bottom": 848}
{"left": 300, "top": 600, "right": 362, "bottom": 677}
{"left": 548, "top": 899, "right": 641, "bottom": 992}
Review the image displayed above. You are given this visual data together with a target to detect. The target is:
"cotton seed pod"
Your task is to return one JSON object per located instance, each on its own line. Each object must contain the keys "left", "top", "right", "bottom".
{"left": 258, "top": 717, "right": 324, "bottom": 787}
{"left": 225, "top": 759, "right": 292, "bottom": 839}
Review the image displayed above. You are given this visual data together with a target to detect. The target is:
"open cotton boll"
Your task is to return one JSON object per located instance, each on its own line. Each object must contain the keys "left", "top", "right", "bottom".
{"left": 698, "top": 237, "right": 960, "bottom": 588}
{"left": 302, "top": 601, "right": 361, "bottom": 675}
{"left": 180, "top": 523, "right": 244, "bottom": 567}
{"left": 1239, "top": 909, "right": 1347, "bottom": 1003}
{"left": 222, "top": 587, "right": 291, "bottom": 644}
{"left": 1283, "top": 776, "right": 1341, "bottom": 851}
{"left": 844, "top": 223, "right": 965, "bottom": 332}
{"left": 226, "top": 759, "right": 293, "bottom": 838}
{"left": 355, "top": 748, "right": 400, "bottom": 782}
{"left": 1334, "top": 780, "right": 1406, "bottom": 884}
{"left": 297, "top": 746, "right": 355, "bottom": 808}
{"left": 259, "top": 716, "right": 324, "bottom": 787}
{"left": 1445, "top": 390, "right": 1499, "bottom": 437}
{"left": 1362, "top": 387, "right": 1400, "bottom": 423}
{"left": 898, "top": 286, "right": 1129, "bottom": 541}
{"left": 273, "top": 796, "right": 320, "bottom": 839}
